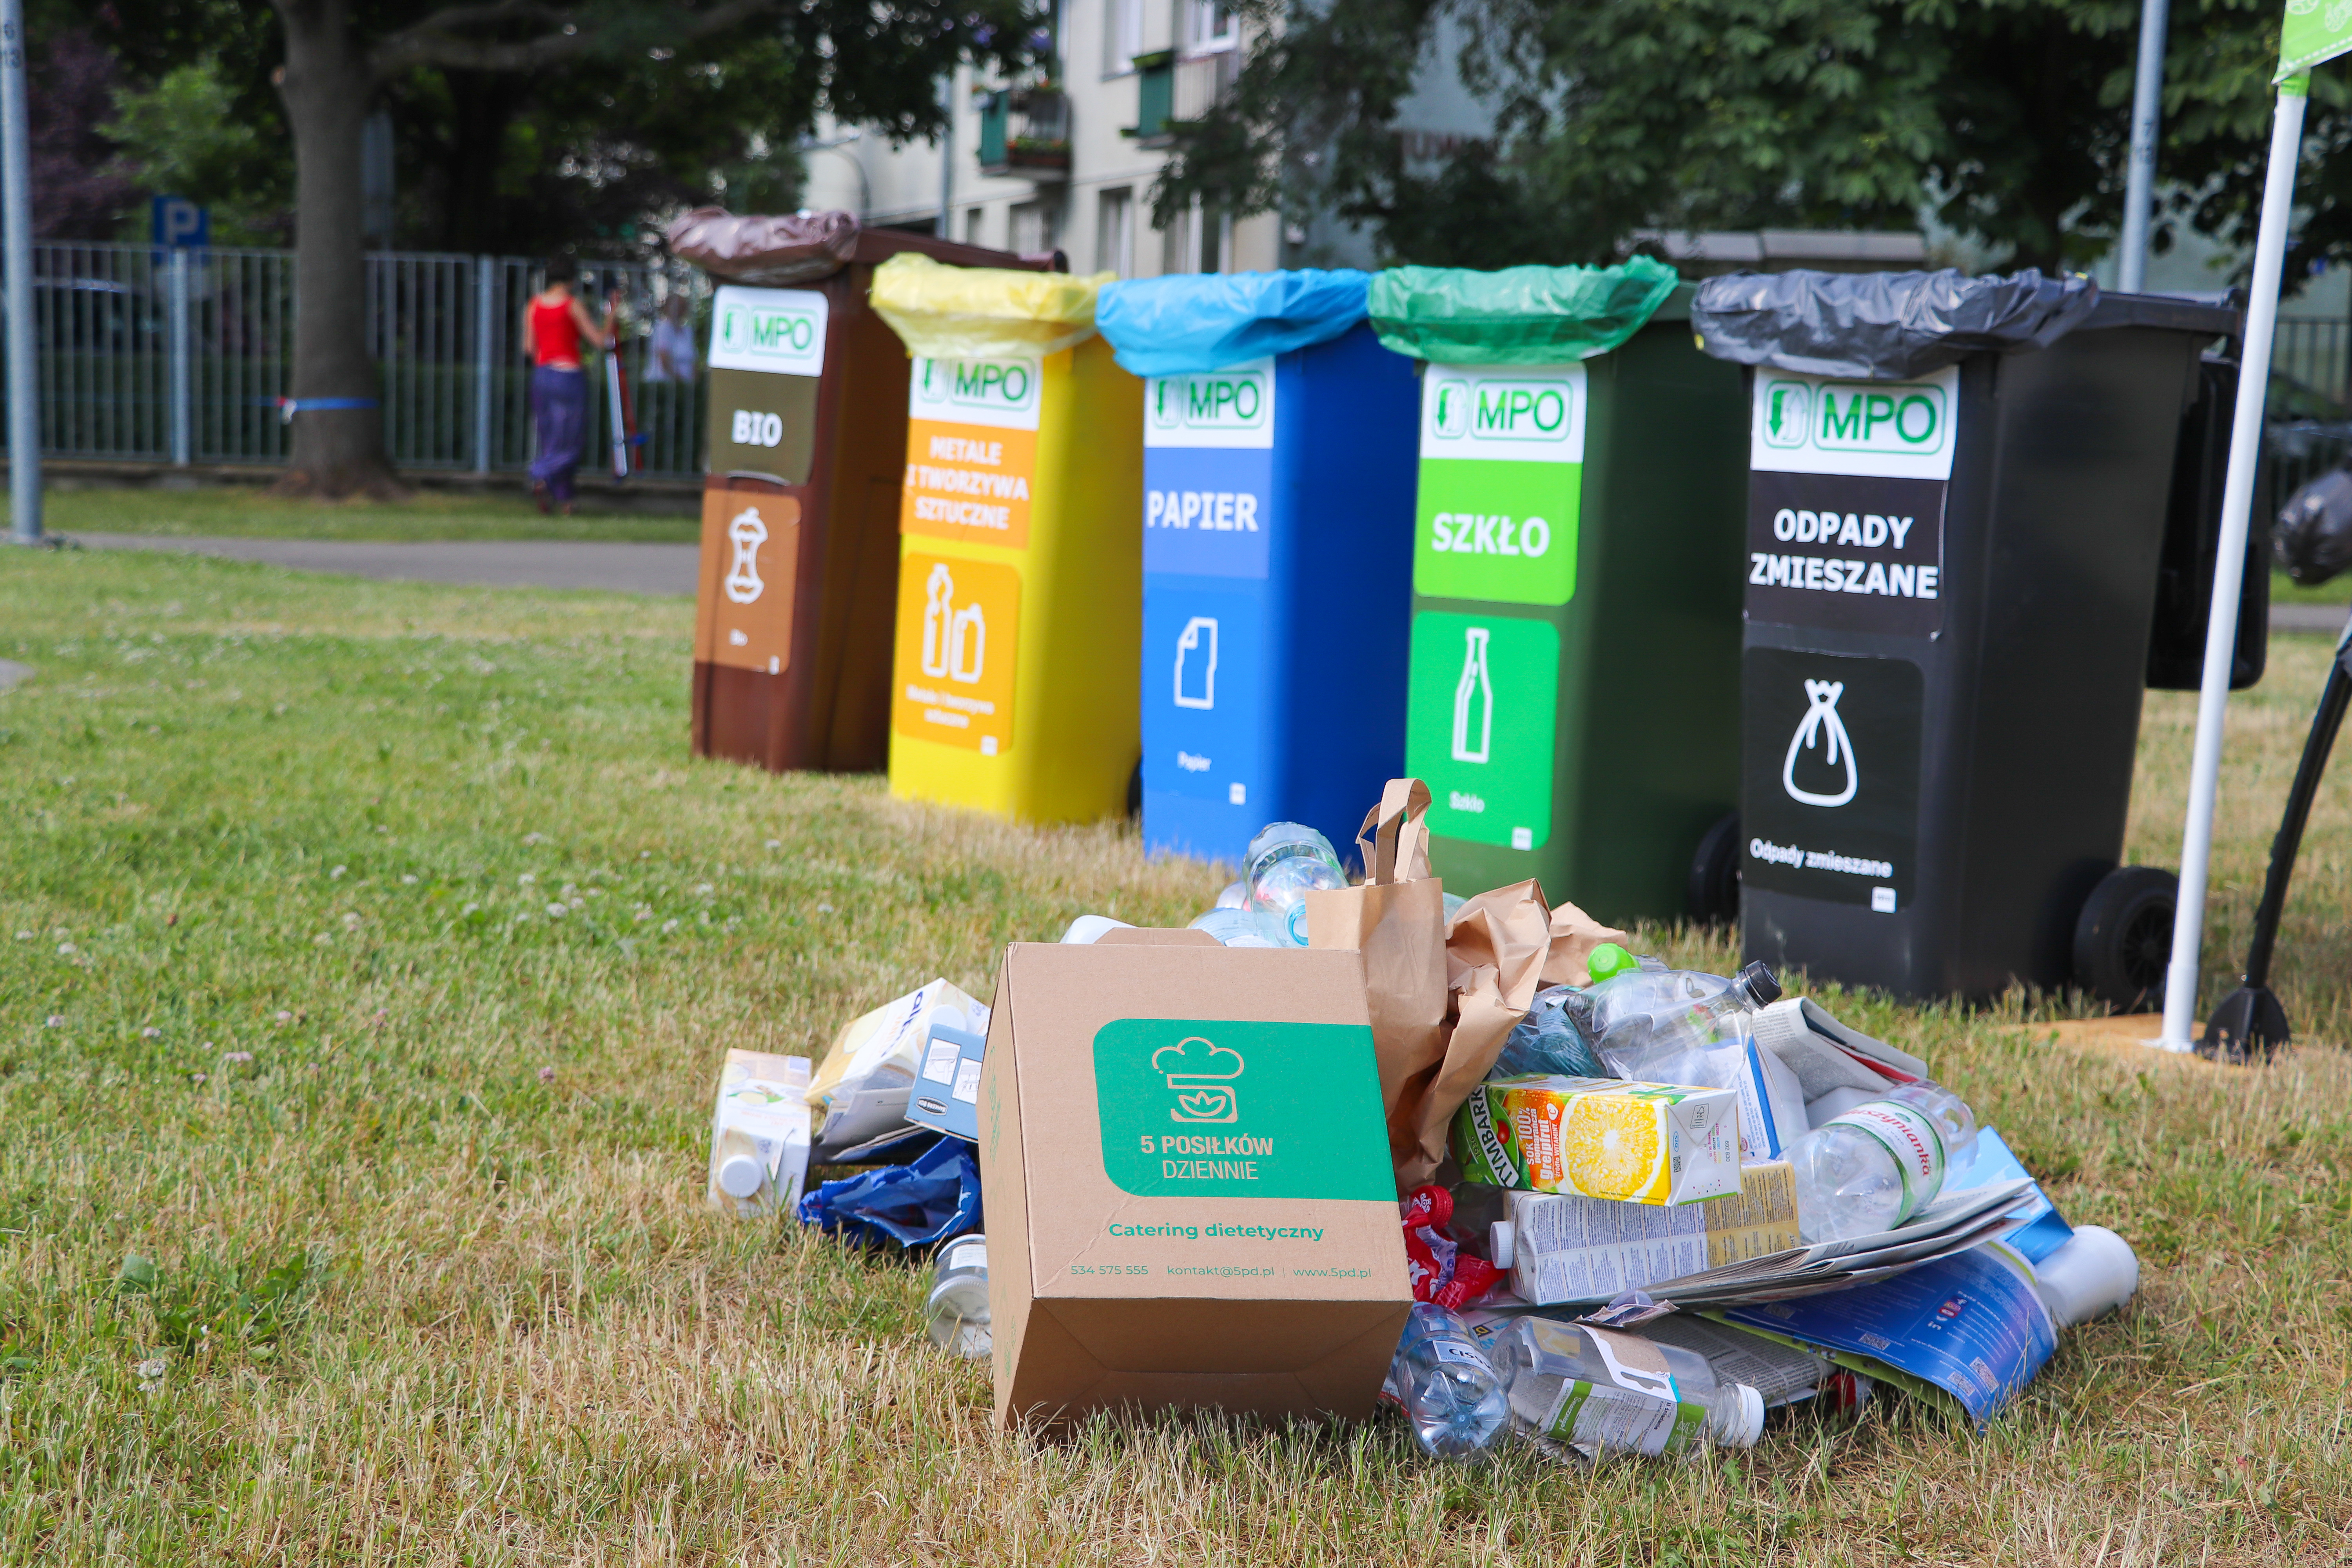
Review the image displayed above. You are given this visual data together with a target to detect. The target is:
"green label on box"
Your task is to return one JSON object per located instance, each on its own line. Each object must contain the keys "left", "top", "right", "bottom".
{"left": 1413, "top": 457, "right": 1581, "bottom": 606}
{"left": 1093, "top": 1018, "right": 1392, "bottom": 1200}
{"left": 1406, "top": 610, "right": 1559, "bottom": 849}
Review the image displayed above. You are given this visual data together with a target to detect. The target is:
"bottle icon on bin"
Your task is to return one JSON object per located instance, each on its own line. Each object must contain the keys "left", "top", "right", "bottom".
{"left": 1174, "top": 616, "right": 1218, "bottom": 710}
{"left": 1452, "top": 627, "right": 1493, "bottom": 764}
{"left": 920, "top": 562, "right": 987, "bottom": 686}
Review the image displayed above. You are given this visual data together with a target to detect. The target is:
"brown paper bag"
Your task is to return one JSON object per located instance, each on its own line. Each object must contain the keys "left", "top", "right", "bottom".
{"left": 1392, "top": 878, "right": 1557, "bottom": 1188}
{"left": 1304, "top": 780, "right": 1448, "bottom": 1140}
{"left": 1540, "top": 898, "right": 1630, "bottom": 987}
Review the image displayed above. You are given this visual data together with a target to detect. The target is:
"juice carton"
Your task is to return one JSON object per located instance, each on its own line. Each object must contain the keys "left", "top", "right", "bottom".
{"left": 1452, "top": 1074, "right": 1741, "bottom": 1206}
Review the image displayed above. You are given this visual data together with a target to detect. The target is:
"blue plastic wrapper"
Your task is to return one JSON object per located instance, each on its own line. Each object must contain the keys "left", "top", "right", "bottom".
{"left": 797, "top": 1136, "right": 982, "bottom": 1249}
{"left": 1491, "top": 984, "right": 1607, "bottom": 1080}
{"left": 1096, "top": 269, "right": 1370, "bottom": 377}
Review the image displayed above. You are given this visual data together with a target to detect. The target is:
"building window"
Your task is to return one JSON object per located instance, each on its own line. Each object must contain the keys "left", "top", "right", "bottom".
{"left": 1105, "top": 0, "right": 1144, "bottom": 74}
{"left": 1012, "top": 199, "right": 1062, "bottom": 256}
{"left": 1096, "top": 188, "right": 1133, "bottom": 276}
{"left": 1183, "top": 0, "right": 1237, "bottom": 54}
{"left": 964, "top": 206, "right": 986, "bottom": 247}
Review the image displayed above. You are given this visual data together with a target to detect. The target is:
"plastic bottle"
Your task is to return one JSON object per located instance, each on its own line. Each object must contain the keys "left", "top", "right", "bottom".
{"left": 1388, "top": 1303, "right": 1510, "bottom": 1459}
{"left": 1496, "top": 1316, "right": 1764, "bottom": 1461}
{"left": 1242, "top": 822, "right": 1348, "bottom": 946}
{"left": 1187, "top": 906, "right": 1286, "bottom": 947}
{"left": 1787, "top": 1080, "right": 1979, "bottom": 1243}
{"left": 924, "top": 1233, "right": 991, "bottom": 1357}
{"left": 1491, "top": 984, "right": 1608, "bottom": 1080}
{"left": 1214, "top": 880, "right": 1248, "bottom": 910}
{"left": 1586, "top": 947, "right": 1782, "bottom": 1084}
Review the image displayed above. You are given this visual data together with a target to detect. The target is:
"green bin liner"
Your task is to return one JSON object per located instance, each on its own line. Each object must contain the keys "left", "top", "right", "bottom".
{"left": 1369, "top": 258, "right": 1680, "bottom": 366}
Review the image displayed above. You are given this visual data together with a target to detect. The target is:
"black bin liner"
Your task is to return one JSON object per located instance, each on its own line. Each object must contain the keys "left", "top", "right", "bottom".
{"left": 2276, "top": 465, "right": 2352, "bottom": 587}
{"left": 1692, "top": 267, "right": 2103, "bottom": 381}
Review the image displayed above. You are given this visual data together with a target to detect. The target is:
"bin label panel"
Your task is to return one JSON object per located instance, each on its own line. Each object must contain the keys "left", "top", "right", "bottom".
{"left": 1413, "top": 458, "right": 1580, "bottom": 606}
{"left": 1405, "top": 611, "right": 1559, "bottom": 849}
{"left": 902, "top": 356, "right": 1045, "bottom": 548}
{"left": 1145, "top": 359, "right": 1276, "bottom": 450}
{"left": 695, "top": 490, "right": 801, "bottom": 674}
{"left": 1740, "top": 648, "right": 1922, "bottom": 909}
{"left": 708, "top": 286, "right": 828, "bottom": 377}
{"left": 1746, "top": 472, "right": 1947, "bottom": 636}
{"left": 892, "top": 552, "right": 1021, "bottom": 755}
{"left": 1143, "top": 447, "right": 1272, "bottom": 579}
{"left": 1750, "top": 366, "right": 1957, "bottom": 481}
{"left": 1142, "top": 579, "right": 1269, "bottom": 839}
{"left": 1419, "top": 364, "right": 1587, "bottom": 464}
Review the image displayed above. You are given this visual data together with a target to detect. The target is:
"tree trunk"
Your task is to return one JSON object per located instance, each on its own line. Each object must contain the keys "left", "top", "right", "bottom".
{"left": 272, "top": 0, "right": 402, "bottom": 497}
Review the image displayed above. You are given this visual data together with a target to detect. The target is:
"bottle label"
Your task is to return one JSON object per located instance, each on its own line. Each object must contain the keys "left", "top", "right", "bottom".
{"left": 1824, "top": 1100, "right": 1945, "bottom": 1225}
{"left": 1545, "top": 1382, "right": 1708, "bottom": 1457}
{"left": 1430, "top": 1339, "right": 1490, "bottom": 1370}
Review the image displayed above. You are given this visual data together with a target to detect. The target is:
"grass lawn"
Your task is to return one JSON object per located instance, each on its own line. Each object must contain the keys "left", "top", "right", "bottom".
{"left": 39, "top": 483, "right": 701, "bottom": 545}
{"left": 1, "top": 548, "right": 2348, "bottom": 1565}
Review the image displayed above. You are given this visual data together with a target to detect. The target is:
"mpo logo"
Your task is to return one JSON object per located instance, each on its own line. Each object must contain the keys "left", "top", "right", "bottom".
{"left": 717, "top": 303, "right": 818, "bottom": 358}
{"left": 1761, "top": 377, "right": 1945, "bottom": 456}
{"left": 919, "top": 358, "right": 1036, "bottom": 410}
{"left": 1150, "top": 371, "right": 1268, "bottom": 430}
{"left": 1430, "top": 378, "right": 1574, "bottom": 442}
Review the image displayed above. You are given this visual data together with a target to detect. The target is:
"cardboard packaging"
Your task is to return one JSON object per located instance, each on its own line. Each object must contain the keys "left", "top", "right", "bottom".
{"left": 1452, "top": 1075, "right": 1742, "bottom": 1205}
{"left": 707, "top": 1050, "right": 813, "bottom": 1216}
{"left": 1503, "top": 1161, "right": 1799, "bottom": 1305}
{"left": 977, "top": 932, "right": 1413, "bottom": 1429}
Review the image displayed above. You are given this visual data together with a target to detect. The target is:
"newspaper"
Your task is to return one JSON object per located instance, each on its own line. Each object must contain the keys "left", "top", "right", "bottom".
{"left": 1715, "top": 1242, "right": 2059, "bottom": 1421}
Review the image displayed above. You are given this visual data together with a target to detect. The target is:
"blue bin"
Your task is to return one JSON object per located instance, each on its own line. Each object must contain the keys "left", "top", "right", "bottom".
{"left": 1100, "top": 271, "right": 1421, "bottom": 866}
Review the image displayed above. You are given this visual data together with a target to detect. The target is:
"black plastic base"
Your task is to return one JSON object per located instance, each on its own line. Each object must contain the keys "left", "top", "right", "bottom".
{"left": 2198, "top": 984, "right": 2291, "bottom": 1065}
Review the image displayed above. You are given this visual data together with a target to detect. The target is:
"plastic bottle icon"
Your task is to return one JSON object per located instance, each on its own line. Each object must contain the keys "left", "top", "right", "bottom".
{"left": 1783, "top": 678, "right": 1858, "bottom": 806}
{"left": 1174, "top": 616, "right": 1218, "bottom": 710}
{"left": 949, "top": 599, "right": 985, "bottom": 685}
{"left": 1451, "top": 627, "right": 1493, "bottom": 764}
{"left": 920, "top": 563, "right": 955, "bottom": 679}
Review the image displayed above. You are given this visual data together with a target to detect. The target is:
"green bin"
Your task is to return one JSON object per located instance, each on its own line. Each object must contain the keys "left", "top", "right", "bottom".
{"left": 1374, "top": 263, "right": 1751, "bottom": 924}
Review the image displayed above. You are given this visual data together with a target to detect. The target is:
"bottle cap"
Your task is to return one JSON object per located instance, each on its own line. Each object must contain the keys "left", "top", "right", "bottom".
{"left": 1724, "top": 1383, "right": 1766, "bottom": 1448}
{"left": 1490, "top": 1221, "right": 1515, "bottom": 1270}
{"left": 1585, "top": 943, "right": 1637, "bottom": 983}
{"left": 717, "top": 1154, "right": 767, "bottom": 1199}
{"left": 1737, "top": 962, "right": 1784, "bottom": 1007}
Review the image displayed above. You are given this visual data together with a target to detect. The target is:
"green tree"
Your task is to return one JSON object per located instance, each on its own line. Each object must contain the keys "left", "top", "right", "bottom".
{"left": 102, "top": 58, "right": 289, "bottom": 245}
{"left": 1159, "top": 0, "right": 2331, "bottom": 280}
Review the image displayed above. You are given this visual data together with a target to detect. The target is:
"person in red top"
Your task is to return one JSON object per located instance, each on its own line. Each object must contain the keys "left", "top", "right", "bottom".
{"left": 523, "top": 257, "right": 617, "bottom": 514}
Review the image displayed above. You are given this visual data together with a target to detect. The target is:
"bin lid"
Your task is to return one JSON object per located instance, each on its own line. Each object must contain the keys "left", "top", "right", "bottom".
{"left": 1690, "top": 267, "right": 2111, "bottom": 381}
{"left": 1095, "top": 270, "right": 1370, "bottom": 376}
{"left": 1367, "top": 258, "right": 1680, "bottom": 365}
{"left": 870, "top": 252, "right": 1112, "bottom": 361}
{"left": 665, "top": 208, "right": 860, "bottom": 286}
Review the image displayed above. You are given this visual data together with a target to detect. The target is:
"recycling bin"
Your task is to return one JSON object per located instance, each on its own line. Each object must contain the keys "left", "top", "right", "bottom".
{"left": 1095, "top": 271, "right": 1421, "bottom": 865}
{"left": 873, "top": 255, "right": 1143, "bottom": 823}
{"left": 667, "top": 210, "right": 1048, "bottom": 773}
{"left": 1690, "top": 270, "right": 2243, "bottom": 999}
{"left": 1374, "top": 263, "right": 1752, "bottom": 924}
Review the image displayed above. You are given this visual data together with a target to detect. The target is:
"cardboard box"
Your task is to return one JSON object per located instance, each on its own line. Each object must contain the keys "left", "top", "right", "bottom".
{"left": 1504, "top": 1161, "right": 1799, "bottom": 1305}
{"left": 909, "top": 1018, "right": 987, "bottom": 1141}
{"left": 1452, "top": 1075, "right": 1743, "bottom": 1205}
{"left": 977, "top": 933, "right": 1412, "bottom": 1429}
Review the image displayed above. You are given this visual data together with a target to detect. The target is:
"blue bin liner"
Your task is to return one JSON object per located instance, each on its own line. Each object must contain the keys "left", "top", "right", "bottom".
{"left": 1098, "top": 269, "right": 1370, "bottom": 377}
{"left": 797, "top": 1136, "right": 982, "bottom": 1249}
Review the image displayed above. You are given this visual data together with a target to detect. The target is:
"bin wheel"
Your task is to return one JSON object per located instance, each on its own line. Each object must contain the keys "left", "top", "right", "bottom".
{"left": 2072, "top": 865, "right": 2177, "bottom": 1013}
{"left": 1687, "top": 811, "right": 1742, "bottom": 925}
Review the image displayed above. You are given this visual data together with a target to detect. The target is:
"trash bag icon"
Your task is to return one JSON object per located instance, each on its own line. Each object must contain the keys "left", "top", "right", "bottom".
{"left": 1782, "top": 679, "right": 1859, "bottom": 807}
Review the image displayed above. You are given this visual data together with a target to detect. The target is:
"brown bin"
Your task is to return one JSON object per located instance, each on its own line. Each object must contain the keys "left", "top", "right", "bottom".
{"left": 669, "top": 209, "right": 1057, "bottom": 772}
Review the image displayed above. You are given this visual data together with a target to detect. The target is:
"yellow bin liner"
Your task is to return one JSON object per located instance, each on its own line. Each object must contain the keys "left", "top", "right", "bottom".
{"left": 873, "top": 257, "right": 1141, "bottom": 823}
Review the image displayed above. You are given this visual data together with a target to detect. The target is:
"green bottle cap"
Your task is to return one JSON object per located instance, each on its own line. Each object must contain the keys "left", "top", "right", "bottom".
{"left": 1585, "top": 942, "right": 1637, "bottom": 983}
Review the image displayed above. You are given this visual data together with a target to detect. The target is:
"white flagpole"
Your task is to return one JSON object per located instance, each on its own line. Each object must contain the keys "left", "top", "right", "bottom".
{"left": 2157, "top": 76, "right": 2309, "bottom": 1051}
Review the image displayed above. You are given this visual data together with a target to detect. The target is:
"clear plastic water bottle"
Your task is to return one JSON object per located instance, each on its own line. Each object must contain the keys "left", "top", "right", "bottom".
{"left": 1587, "top": 946, "right": 1782, "bottom": 1083}
{"left": 1491, "top": 984, "right": 1607, "bottom": 1080}
{"left": 1495, "top": 1316, "right": 1764, "bottom": 1461}
{"left": 1214, "top": 880, "right": 1248, "bottom": 910}
{"left": 924, "top": 1234, "right": 991, "bottom": 1358}
{"left": 1389, "top": 1303, "right": 1510, "bottom": 1459}
{"left": 1242, "top": 822, "right": 1348, "bottom": 946}
{"left": 1788, "top": 1081, "right": 1979, "bottom": 1243}
{"left": 1187, "top": 907, "right": 1286, "bottom": 947}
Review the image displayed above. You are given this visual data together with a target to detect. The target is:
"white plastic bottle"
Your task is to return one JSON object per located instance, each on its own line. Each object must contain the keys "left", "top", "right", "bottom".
{"left": 1788, "top": 1080, "right": 1978, "bottom": 1243}
{"left": 924, "top": 1234, "right": 991, "bottom": 1357}
{"left": 1388, "top": 1303, "right": 1510, "bottom": 1459}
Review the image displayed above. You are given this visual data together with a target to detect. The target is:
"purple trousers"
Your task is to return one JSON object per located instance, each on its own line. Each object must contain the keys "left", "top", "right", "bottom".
{"left": 528, "top": 365, "right": 588, "bottom": 500}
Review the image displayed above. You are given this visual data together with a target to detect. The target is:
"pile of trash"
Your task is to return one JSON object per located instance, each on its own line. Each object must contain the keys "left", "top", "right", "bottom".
{"left": 705, "top": 780, "right": 2135, "bottom": 1462}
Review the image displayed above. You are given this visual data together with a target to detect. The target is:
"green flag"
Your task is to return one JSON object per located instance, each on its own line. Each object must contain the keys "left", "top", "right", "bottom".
{"left": 2280, "top": 0, "right": 2352, "bottom": 82}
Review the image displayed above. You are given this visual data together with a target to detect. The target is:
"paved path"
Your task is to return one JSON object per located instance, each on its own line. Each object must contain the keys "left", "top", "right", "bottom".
{"left": 2271, "top": 601, "right": 2350, "bottom": 637}
{"left": 66, "top": 533, "right": 700, "bottom": 597}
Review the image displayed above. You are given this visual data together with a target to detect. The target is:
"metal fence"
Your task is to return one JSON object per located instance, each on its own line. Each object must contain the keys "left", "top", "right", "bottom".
{"left": 0, "top": 241, "right": 711, "bottom": 480}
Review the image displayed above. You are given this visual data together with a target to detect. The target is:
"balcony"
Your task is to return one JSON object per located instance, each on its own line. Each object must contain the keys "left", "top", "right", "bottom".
{"left": 977, "top": 85, "right": 1071, "bottom": 180}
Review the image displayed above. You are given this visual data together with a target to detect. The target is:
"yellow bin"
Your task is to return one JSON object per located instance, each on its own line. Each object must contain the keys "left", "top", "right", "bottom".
{"left": 873, "top": 255, "right": 1142, "bottom": 822}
